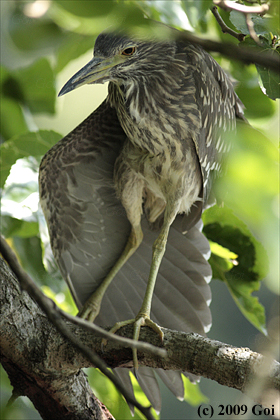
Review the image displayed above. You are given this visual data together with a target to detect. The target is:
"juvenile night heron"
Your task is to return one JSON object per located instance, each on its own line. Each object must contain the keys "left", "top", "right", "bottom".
{"left": 39, "top": 25, "right": 245, "bottom": 411}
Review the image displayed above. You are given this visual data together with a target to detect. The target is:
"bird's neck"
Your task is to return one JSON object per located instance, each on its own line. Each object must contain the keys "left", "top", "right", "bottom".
{"left": 108, "top": 77, "right": 185, "bottom": 155}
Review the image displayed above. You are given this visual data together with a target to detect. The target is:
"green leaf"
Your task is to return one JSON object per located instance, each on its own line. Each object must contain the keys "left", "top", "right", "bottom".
{"left": 203, "top": 206, "right": 269, "bottom": 280}
{"left": 208, "top": 252, "right": 233, "bottom": 281}
{"left": 52, "top": 1, "right": 147, "bottom": 36}
{"left": 203, "top": 205, "right": 268, "bottom": 334}
{"left": 41, "top": 285, "right": 76, "bottom": 314}
{"left": 230, "top": 11, "right": 274, "bottom": 36}
{"left": 214, "top": 124, "right": 278, "bottom": 227}
{"left": 54, "top": 33, "right": 95, "bottom": 74}
{"left": 235, "top": 79, "right": 275, "bottom": 119}
{"left": 208, "top": 241, "right": 237, "bottom": 280}
{"left": 8, "top": 8, "right": 64, "bottom": 52}
{"left": 12, "top": 236, "right": 52, "bottom": 287}
{"left": 54, "top": 0, "right": 116, "bottom": 18}
{"left": 237, "top": 35, "right": 280, "bottom": 100}
{"left": 226, "top": 271, "right": 267, "bottom": 336}
{"left": 1, "top": 216, "right": 39, "bottom": 238}
{"left": 0, "top": 97, "right": 28, "bottom": 140}
{"left": 183, "top": 376, "right": 209, "bottom": 406}
{"left": 212, "top": 123, "right": 278, "bottom": 295}
{"left": 2, "top": 60, "right": 57, "bottom": 115}
{"left": 12, "top": 58, "right": 56, "bottom": 114}
{"left": 87, "top": 369, "right": 151, "bottom": 419}
{"left": 256, "top": 62, "right": 280, "bottom": 100}
{"left": 181, "top": 0, "right": 212, "bottom": 32}
{"left": 210, "top": 241, "right": 237, "bottom": 261}
{"left": 0, "top": 130, "right": 61, "bottom": 188}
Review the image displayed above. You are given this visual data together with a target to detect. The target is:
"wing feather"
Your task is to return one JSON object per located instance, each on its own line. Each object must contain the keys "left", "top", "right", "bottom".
{"left": 39, "top": 99, "right": 129, "bottom": 309}
{"left": 180, "top": 43, "right": 246, "bottom": 204}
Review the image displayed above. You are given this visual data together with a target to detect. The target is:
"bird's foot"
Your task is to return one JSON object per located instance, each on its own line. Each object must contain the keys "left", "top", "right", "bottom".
{"left": 132, "top": 314, "right": 163, "bottom": 372}
{"left": 78, "top": 296, "right": 101, "bottom": 322}
{"left": 102, "top": 314, "right": 164, "bottom": 372}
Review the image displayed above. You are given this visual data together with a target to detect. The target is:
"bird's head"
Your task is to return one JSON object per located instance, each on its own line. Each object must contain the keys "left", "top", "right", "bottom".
{"left": 58, "top": 31, "right": 177, "bottom": 97}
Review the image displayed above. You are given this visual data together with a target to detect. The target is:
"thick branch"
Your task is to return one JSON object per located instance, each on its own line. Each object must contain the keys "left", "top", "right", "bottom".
{"left": 1, "top": 257, "right": 279, "bottom": 412}
{"left": 0, "top": 257, "right": 113, "bottom": 420}
{"left": 0, "top": 237, "right": 155, "bottom": 420}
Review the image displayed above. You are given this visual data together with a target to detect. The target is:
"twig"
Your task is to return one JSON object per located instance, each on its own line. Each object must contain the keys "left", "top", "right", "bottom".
{"left": 211, "top": 6, "right": 245, "bottom": 41}
{"left": 176, "top": 30, "right": 280, "bottom": 73}
{"left": 245, "top": 13, "right": 262, "bottom": 45}
{"left": 0, "top": 235, "right": 155, "bottom": 420}
{"left": 213, "top": 0, "right": 270, "bottom": 15}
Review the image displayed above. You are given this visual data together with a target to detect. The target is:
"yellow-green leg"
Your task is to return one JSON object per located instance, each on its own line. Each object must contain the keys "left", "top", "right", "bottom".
{"left": 131, "top": 221, "right": 171, "bottom": 370}
{"left": 79, "top": 224, "right": 143, "bottom": 321}
{"left": 107, "top": 203, "right": 178, "bottom": 371}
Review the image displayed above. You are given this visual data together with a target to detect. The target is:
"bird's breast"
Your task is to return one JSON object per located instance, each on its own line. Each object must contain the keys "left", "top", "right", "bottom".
{"left": 117, "top": 136, "right": 202, "bottom": 217}
{"left": 112, "top": 81, "right": 202, "bottom": 214}
{"left": 113, "top": 80, "right": 198, "bottom": 156}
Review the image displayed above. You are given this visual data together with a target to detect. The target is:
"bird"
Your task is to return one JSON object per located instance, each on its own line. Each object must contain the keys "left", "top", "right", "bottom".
{"left": 39, "top": 24, "right": 245, "bottom": 412}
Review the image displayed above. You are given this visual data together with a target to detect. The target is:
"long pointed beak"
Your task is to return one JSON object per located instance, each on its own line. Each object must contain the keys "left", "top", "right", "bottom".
{"left": 58, "top": 56, "right": 114, "bottom": 97}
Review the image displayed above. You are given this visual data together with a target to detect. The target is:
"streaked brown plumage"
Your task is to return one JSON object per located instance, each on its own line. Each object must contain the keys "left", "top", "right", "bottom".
{"left": 39, "top": 25, "right": 245, "bottom": 411}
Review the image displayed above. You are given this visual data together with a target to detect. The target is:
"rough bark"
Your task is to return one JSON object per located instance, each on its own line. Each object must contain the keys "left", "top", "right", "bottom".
{"left": 1, "top": 257, "right": 279, "bottom": 420}
{"left": 0, "top": 257, "right": 113, "bottom": 420}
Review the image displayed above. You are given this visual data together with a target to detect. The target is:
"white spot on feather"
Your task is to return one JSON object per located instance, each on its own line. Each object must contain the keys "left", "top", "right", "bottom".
{"left": 216, "top": 136, "right": 221, "bottom": 151}
{"left": 204, "top": 114, "right": 208, "bottom": 128}
{"left": 201, "top": 155, "right": 207, "bottom": 167}
{"left": 206, "top": 124, "right": 212, "bottom": 146}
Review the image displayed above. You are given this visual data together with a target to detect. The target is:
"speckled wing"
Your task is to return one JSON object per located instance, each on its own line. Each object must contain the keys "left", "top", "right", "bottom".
{"left": 39, "top": 99, "right": 212, "bottom": 412}
{"left": 182, "top": 44, "right": 245, "bottom": 204}
{"left": 39, "top": 99, "right": 129, "bottom": 308}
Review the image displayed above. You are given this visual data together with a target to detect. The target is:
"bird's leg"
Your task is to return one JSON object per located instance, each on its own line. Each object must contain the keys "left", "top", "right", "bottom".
{"left": 131, "top": 205, "right": 178, "bottom": 370}
{"left": 107, "top": 202, "right": 179, "bottom": 370}
{"left": 79, "top": 224, "right": 143, "bottom": 321}
{"left": 79, "top": 172, "right": 144, "bottom": 322}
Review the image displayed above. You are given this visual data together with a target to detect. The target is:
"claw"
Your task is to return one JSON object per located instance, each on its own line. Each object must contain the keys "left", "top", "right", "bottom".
{"left": 133, "top": 366, "right": 139, "bottom": 381}
{"left": 104, "top": 315, "right": 164, "bottom": 371}
{"left": 132, "top": 315, "right": 164, "bottom": 371}
{"left": 78, "top": 295, "right": 101, "bottom": 322}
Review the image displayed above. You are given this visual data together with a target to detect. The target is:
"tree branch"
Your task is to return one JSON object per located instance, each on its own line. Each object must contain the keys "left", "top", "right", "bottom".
{"left": 212, "top": 0, "right": 270, "bottom": 47}
{"left": 211, "top": 6, "right": 245, "bottom": 41}
{"left": 175, "top": 30, "right": 280, "bottom": 73}
{"left": 1, "top": 256, "right": 279, "bottom": 420}
{"left": 0, "top": 257, "right": 113, "bottom": 420}
{"left": 245, "top": 13, "right": 262, "bottom": 45}
{"left": 213, "top": 0, "right": 269, "bottom": 15}
{"left": 0, "top": 237, "right": 156, "bottom": 420}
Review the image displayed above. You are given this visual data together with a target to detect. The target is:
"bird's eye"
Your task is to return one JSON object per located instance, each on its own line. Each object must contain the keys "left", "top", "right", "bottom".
{"left": 121, "top": 47, "right": 136, "bottom": 56}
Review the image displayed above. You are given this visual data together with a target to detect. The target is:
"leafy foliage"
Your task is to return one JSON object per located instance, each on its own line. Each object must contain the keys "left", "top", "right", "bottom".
{"left": 1, "top": 130, "right": 61, "bottom": 188}
{"left": 181, "top": 0, "right": 213, "bottom": 32}
{"left": 1, "top": 1, "right": 278, "bottom": 419}
{"left": 87, "top": 369, "right": 157, "bottom": 420}
{"left": 229, "top": 8, "right": 280, "bottom": 100}
{"left": 203, "top": 206, "right": 268, "bottom": 334}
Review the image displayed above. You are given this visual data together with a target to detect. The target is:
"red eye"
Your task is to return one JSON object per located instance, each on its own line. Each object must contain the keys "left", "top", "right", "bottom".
{"left": 122, "top": 47, "right": 136, "bottom": 56}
